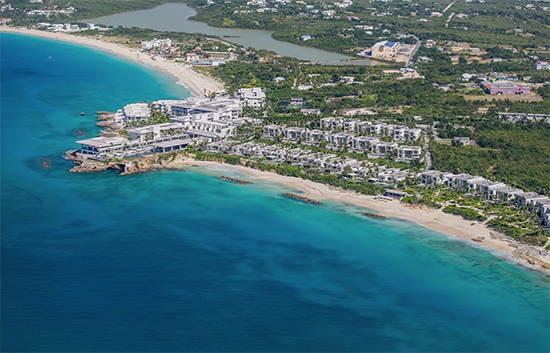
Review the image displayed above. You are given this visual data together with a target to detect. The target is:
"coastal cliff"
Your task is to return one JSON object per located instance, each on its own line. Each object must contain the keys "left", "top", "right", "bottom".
{"left": 65, "top": 150, "right": 179, "bottom": 175}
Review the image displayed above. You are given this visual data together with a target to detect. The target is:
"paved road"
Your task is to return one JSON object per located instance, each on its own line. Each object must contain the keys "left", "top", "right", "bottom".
{"left": 424, "top": 128, "right": 433, "bottom": 170}
{"left": 406, "top": 37, "right": 422, "bottom": 67}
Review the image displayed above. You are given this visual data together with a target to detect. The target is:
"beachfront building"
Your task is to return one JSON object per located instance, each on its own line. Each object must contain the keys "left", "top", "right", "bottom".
{"left": 141, "top": 38, "right": 172, "bottom": 50}
{"left": 153, "top": 96, "right": 241, "bottom": 119}
{"left": 77, "top": 136, "right": 127, "bottom": 156}
{"left": 447, "top": 174, "right": 485, "bottom": 190}
{"left": 235, "top": 87, "right": 266, "bottom": 108}
{"left": 126, "top": 123, "right": 187, "bottom": 145}
{"left": 181, "top": 119, "right": 236, "bottom": 139}
{"left": 384, "top": 190, "right": 409, "bottom": 200}
{"left": 115, "top": 103, "right": 151, "bottom": 124}
{"left": 468, "top": 179, "right": 506, "bottom": 197}
{"left": 420, "top": 170, "right": 452, "bottom": 185}
{"left": 490, "top": 185, "right": 522, "bottom": 202}
{"left": 396, "top": 145, "right": 422, "bottom": 162}
{"left": 152, "top": 139, "right": 196, "bottom": 153}
{"left": 535, "top": 198, "right": 550, "bottom": 226}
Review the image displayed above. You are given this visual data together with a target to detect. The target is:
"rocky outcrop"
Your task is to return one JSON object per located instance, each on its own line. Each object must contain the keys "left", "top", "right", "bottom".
{"left": 70, "top": 160, "right": 124, "bottom": 173}
{"left": 65, "top": 150, "right": 181, "bottom": 176}
{"left": 95, "top": 111, "right": 118, "bottom": 129}
{"left": 513, "top": 250, "right": 550, "bottom": 270}
{"left": 218, "top": 176, "right": 252, "bottom": 184}
{"left": 362, "top": 212, "right": 387, "bottom": 219}
{"left": 96, "top": 111, "right": 115, "bottom": 120}
{"left": 281, "top": 193, "right": 321, "bottom": 205}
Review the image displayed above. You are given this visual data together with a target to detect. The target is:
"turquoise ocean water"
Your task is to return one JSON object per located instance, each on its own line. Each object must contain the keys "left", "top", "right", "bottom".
{"left": 1, "top": 33, "right": 549, "bottom": 352}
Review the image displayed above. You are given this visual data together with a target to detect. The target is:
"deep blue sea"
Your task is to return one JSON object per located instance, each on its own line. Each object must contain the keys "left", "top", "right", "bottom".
{"left": 1, "top": 33, "right": 549, "bottom": 352}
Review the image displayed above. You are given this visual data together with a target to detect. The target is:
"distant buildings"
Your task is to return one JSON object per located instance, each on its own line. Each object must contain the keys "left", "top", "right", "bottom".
{"left": 536, "top": 61, "right": 550, "bottom": 70}
{"left": 368, "top": 40, "right": 401, "bottom": 59}
{"left": 234, "top": 87, "right": 266, "bottom": 108}
{"left": 141, "top": 38, "right": 172, "bottom": 50}
{"left": 498, "top": 112, "right": 550, "bottom": 124}
{"left": 480, "top": 81, "right": 531, "bottom": 95}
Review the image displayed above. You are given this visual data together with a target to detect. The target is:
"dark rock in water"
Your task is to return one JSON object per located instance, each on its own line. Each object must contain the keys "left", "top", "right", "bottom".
{"left": 40, "top": 157, "right": 51, "bottom": 169}
{"left": 362, "top": 212, "right": 387, "bottom": 219}
{"left": 218, "top": 176, "right": 252, "bottom": 184}
{"left": 281, "top": 193, "right": 321, "bottom": 205}
{"left": 75, "top": 128, "right": 88, "bottom": 137}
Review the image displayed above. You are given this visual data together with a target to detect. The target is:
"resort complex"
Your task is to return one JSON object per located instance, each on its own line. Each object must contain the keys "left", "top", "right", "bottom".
{"left": 71, "top": 87, "right": 550, "bottom": 236}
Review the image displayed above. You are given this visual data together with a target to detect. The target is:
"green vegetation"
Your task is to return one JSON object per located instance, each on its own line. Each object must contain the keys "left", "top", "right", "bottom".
{"left": 487, "top": 218, "right": 548, "bottom": 246}
{"left": 443, "top": 205, "right": 487, "bottom": 222}
{"left": 75, "top": 27, "right": 236, "bottom": 54}
{"left": 431, "top": 122, "right": 550, "bottom": 194}
{"left": 192, "top": 151, "right": 385, "bottom": 195}
{"left": 401, "top": 195, "right": 441, "bottom": 209}
{"left": 253, "top": 161, "right": 386, "bottom": 196}
{"left": 194, "top": 151, "right": 241, "bottom": 165}
{"left": 184, "top": 0, "right": 549, "bottom": 55}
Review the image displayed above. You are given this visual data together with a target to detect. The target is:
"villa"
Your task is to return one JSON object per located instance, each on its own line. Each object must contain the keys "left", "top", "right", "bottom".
{"left": 235, "top": 87, "right": 266, "bottom": 108}
{"left": 396, "top": 145, "right": 422, "bottom": 161}
{"left": 263, "top": 124, "right": 283, "bottom": 138}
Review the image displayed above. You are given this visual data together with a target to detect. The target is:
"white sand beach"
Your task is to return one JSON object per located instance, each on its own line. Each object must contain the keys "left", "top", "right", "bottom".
{"left": 168, "top": 157, "right": 550, "bottom": 272}
{"left": 0, "top": 27, "right": 225, "bottom": 97}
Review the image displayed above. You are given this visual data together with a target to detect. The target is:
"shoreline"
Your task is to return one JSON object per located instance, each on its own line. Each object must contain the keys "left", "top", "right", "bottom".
{"left": 0, "top": 26, "right": 225, "bottom": 97}
{"left": 68, "top": 151, "right": 550, "bottom": 273}
{"left": 170, "top": 158, "right": 550, "bottom": 273}
{"left": 7, "top": 26, "right": 548, "bottom": 273}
